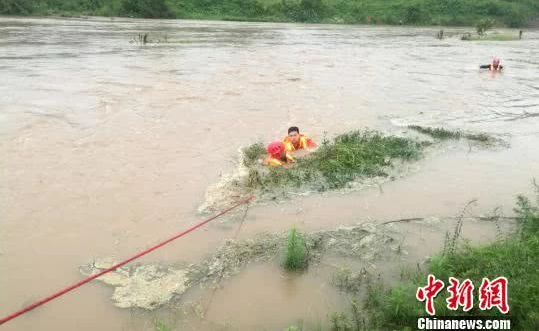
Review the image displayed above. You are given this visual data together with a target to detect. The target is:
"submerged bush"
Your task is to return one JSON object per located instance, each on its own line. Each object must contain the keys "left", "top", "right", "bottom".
{"left": 476, "top": 18, "right": 495, "bottom": 35}
{"left": 244, "top": 130, "right": 423, "bottom": 191}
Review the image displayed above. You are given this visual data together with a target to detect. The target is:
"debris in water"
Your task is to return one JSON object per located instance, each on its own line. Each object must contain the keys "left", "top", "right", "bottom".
{"left": 81, "top": 223, "right": 396, "bottom": 309}
{"left": 80, "top": 259, "right": 190, "bottom": 310}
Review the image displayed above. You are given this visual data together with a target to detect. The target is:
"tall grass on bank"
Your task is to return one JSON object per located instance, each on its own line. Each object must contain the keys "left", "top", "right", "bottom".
{"left": 323, "top": 186, "right": 539, "bottom": 330}
{"left": 244, "top": 130, "right": 423, "bottom": 191}
{"left": 2, "top": 0, "right": 538, "bottom": 28}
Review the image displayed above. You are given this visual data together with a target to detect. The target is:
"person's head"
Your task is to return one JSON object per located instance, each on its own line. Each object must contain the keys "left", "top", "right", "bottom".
{"left": 287, "top": 126, "right": 300, "bottom": 144}
{"left": 267, "top": 141, "right": 286, "bottom": 160}
{"left": 492, "top": 57, "right": 500, "bottom": 66}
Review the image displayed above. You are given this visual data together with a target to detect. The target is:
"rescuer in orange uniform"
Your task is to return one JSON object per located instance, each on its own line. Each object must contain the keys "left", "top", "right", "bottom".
{"left": 282, "top": 126, "right": 317, "bottom": 152}
{"left": 264, "top": 141, "right": 294, "bottom": 167}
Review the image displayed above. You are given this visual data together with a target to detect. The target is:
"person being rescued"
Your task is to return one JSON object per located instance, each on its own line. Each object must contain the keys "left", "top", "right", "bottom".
{"left": 480, "top": 56, "right": 503, "bottom": 71}
{"left": 282, "top": 126, "right": 317, "bottom": 152}
{"left": 264, "top": 141, "right": 294, "bottom": 167}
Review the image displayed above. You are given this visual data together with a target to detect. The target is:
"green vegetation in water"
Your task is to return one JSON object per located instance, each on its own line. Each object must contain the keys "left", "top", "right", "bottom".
{"left": 154, "top": 320, "right": 170, "bottom": 331}
{"left": 283, "top": 227, "right": 308, "bottom": 271}
{"left": 242, "top": 142, "right": 266, "bottom": 167}
{"left": 461, "top": 33, "right": 520, "bottom": 41}
{"left": 284, "top": 321, "right": 320, "bottom": 331}
{"left": 286, "top": 305, "right": 364, "bottom": 331}
{"left": 408, "top": 125, "right": 462, "bottom": 140}
{"left": 458, "top": 16, "right": 521, "bottom": 41}
{"left": 2, "top": 0, "right": 538, "bottom": 27}
{"left": 310, "top": 185, "right": 539, "bottom": 330}
{"left": 408, "top": 125, "right": 492, "bottom": 143}
{"left": 244, "top": 130, "right": 423, "bottom": 191}
{"left": 460, "top": 18, "right": 520, "bottom": 41}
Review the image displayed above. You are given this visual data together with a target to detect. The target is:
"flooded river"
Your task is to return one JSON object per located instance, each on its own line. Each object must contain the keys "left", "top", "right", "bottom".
{"left": 1, "top": 17, "right": 538, "bottom": 330}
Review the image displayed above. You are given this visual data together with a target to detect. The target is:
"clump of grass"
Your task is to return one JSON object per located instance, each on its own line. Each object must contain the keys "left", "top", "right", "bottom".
{"left": 442, "top": 199, "right": 477, "bottom": 257}
{"left": 246, "top": 130, "right": 423, "bottom": 191}
{"left": 461, "top": 33, "right": 473, "bottom": 41}
{"left": 364, "top": 279, "right": 425, "bottom": 329}
{"left": 329, "top": 312, "right": 354, "bottom": 331}
{"left": 242, "top": 143, "right": 267, "bottom": 188}
{"left": 129, "top": 33, "right": 173, "bottom": 45}
{"left": 408, "top": 125, "right": 461, "bottom": 140}
{"left": 464, "top": 133, "right": 491, "bottom": 142}
{"left": 154, "top": 320, "right": 170, "bottom": 331}
{"left": 284, "top": 322, "right": 304, "bottom": 331}
{"left": 242, "top": 142, "right": 266, "bottom": 167}
{"left": 329, "top": 300, "right": 364, "bottom": 331}
{"left": 461, "top": 33, "right": 520, "bottom": 41}
{"left": 283, "top": 227, "right": 308, "bottom": 271}
{"left": 408, "top": 125, "right": 493, "bottom": 143}
{"left": 129, "top": 32, "right": 149, "bottom": 45}
{"left": 513, "top": 181, "right": 539, "bottom": 235}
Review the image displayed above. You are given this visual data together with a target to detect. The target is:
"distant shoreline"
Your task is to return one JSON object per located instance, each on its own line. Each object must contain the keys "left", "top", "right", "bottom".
{"left": 2, "top": 0, "right": 538, "bottom": 28}
{"left": 2, "top": 14, "right": 538, "bottom": 32}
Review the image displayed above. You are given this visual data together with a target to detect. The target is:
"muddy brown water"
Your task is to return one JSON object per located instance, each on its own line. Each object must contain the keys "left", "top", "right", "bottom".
{"left": 1, "top": 16, "right": 538, "bottom": 330}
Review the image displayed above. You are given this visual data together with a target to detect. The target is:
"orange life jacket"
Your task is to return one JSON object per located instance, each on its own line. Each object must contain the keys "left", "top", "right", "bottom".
{"left": 282, "top": 134, "right": 316, "bottom": 152}
{"left": 264, "top": 154, "right": 294, "bottom": 167}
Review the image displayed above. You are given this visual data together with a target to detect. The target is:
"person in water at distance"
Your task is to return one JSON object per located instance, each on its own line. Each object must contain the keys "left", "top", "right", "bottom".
{"left": 264, "top": 141, "right": 294, "bottom": 167}
{"left": 480, "top": 56, "right": 503, "bottom": 71}
{"left": 282, "top": 126, "right": 317, "bottom": 152}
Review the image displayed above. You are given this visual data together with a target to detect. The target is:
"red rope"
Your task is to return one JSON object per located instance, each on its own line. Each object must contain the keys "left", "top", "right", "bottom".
{"left": 0, "top": 195, "right": 254, "bottom": 326}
